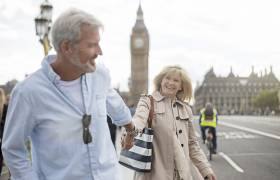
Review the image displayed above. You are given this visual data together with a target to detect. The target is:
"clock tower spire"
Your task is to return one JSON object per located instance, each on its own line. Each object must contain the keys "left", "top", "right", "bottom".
{"left": 130, "top": 2, "right": 149, "bottom": 105}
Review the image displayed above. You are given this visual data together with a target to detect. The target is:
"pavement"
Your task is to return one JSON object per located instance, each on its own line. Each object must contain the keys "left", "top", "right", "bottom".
{"left": 116, "top": 129, "right": 134, "bottom": 180}
{"left": 0, "top": 166, "right": 9, "bottom": 180}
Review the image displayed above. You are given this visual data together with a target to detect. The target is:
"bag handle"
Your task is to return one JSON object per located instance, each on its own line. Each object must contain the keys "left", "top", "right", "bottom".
{"left": 147, "top": 95, "right": 154, "bottom": 128}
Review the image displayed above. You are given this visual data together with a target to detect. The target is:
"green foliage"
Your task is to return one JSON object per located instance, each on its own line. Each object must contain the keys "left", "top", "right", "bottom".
{"left": 253, "top": 90, "right": 279, "bottom": 111}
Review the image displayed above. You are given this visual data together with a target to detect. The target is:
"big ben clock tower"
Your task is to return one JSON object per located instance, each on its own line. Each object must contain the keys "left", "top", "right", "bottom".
{"left": 130, "top": 3, "right": 149, "bottom": 105}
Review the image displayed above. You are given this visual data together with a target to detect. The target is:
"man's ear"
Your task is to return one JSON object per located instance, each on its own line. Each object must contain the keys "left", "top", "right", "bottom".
{"left": 60, "top": 40, "right": 72, "bottom": 54}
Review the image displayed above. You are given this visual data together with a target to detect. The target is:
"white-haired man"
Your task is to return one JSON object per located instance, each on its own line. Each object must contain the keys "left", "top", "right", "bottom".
{"left": 2, "top": 8, "right": 135, "bottom": 180}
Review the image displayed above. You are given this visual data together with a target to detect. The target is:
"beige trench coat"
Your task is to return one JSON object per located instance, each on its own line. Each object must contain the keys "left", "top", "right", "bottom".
{"left": 133, "top": 91, "right": 213, "bottom": 180}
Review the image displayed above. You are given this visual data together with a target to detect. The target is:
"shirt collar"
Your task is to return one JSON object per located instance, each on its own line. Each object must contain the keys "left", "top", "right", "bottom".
{"left": 41, "top": 55, "right": 61, "bottom": 83}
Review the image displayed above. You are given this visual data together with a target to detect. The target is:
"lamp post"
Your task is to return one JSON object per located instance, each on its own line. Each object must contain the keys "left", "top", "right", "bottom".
{"left": 34, "top": 0, "right": 53, "bottom": 56}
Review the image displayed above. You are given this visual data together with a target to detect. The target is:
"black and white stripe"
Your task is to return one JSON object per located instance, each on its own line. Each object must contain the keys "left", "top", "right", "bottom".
{"left": 119, "top": 128, "right": 154, "bottom": 172}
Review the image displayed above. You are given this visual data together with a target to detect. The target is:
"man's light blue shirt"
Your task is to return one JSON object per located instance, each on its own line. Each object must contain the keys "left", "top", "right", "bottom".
{"left": 2, "top": 55, "right": 132, "bottom": 180}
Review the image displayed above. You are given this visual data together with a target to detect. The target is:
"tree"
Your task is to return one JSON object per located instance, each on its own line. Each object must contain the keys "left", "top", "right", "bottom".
{"left": 253, "top": 89, "right": 279, "bottom": 113}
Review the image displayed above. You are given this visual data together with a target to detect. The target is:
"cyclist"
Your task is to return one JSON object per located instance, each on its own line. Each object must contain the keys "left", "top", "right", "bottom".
{"left": 199, "top": 102, "right": 218, "bottom": 154}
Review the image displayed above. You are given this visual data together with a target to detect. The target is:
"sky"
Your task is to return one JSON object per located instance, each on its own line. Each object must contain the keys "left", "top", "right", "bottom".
{"left": 0, "top": 0, "right": 280, "bottom": 92}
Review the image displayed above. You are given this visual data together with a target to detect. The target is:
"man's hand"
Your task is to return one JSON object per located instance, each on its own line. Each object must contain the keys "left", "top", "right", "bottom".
{"left": 121, "top": 122, "right": 137, "bottom": 149}
{"left": 121, "top": 133, "right": 134, "bottom": 150}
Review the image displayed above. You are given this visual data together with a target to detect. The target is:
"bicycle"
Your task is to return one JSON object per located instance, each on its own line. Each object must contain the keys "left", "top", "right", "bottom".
{"left": 205, "top": 128, "right": 214, "bottom": 161}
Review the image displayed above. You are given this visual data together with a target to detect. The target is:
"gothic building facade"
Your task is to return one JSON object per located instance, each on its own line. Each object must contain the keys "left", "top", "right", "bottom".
{"left": 194, "top": 67, "right": 280, "bottom": 115}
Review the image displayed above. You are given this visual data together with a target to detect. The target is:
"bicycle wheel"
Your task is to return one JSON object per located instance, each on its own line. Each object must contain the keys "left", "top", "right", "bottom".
{"left": 208, "top": 141, "right": 213, "bottom": 161}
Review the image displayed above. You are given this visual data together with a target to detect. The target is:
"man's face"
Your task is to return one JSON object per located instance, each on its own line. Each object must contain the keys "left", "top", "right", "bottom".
{"left": 69, "top": 24, "right": 102, "bottom": 73}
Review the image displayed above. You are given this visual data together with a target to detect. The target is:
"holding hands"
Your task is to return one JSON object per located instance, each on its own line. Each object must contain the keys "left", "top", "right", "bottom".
{"left": 121, "top": 123, "right": 139, "bottom": 150}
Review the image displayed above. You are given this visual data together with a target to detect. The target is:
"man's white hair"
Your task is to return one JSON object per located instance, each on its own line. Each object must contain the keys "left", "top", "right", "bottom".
{"left": 51, "top": 8, "right": 103, "bottom": 52}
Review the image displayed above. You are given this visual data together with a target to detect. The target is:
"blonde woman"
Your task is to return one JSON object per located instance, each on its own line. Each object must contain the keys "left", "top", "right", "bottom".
{"left": 127, "top": 66, "right": 216, "bottom": 180}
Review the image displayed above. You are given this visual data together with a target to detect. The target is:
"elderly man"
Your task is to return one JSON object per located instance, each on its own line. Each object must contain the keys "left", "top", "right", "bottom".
{"left": 2, "top": 8, "right": 135, "bottom": 180}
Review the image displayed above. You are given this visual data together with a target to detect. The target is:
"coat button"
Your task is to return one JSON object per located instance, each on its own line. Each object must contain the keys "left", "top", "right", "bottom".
{"left": 181, "top": 144, "right": 184, "bottom": 147}
{"left": 176, "top": 116, "right": 180, "bottom": 120}
{"left": 179, "top": 130, "right": 182, "bottom": 133}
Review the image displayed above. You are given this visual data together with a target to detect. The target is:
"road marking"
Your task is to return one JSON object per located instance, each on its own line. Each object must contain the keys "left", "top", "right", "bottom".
{"left": 219, "top": 152, "right": 244, "bottom": 173}
{"left": 217, "top": 131, "right": 258, "bottom": 139}
{"left": 219, "top": 121, "right": 280, "bottom": 140}
{"left": 227, "top": 152, "right": 280, "bottom": 157}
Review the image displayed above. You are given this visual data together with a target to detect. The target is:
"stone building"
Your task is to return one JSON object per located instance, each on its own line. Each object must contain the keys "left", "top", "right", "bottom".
{"left": 194, "top": 66, "right": 280, "bottom": 115}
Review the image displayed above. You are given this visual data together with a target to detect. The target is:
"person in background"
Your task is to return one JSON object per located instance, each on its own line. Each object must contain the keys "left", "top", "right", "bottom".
{"left": 123, "top": 66, "right": 216, "bottom": 180}
{"left": 199, "top": 102, "right": 218, "bottom": 154}
{"left": 0, "top": 88, "right": 5, "bottom": 121}
{"left": 0, "top": 88, "right": 6, "bottom": 175}
{"left": 107, "top": 115, "right": 117, "bottom": 147}
{"left": 2, "top": 8, "right": 135, "bottom": 180}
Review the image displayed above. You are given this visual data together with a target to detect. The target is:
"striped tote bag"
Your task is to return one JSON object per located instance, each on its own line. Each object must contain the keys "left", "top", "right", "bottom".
{"left": 119, "top": 95, "right": 154, "bottom": 172}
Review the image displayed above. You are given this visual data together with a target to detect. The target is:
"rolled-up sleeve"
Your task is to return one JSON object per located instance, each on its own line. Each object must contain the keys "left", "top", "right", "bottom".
{"left": 106, "top": 88, "right": 132, "bottom": 126}
{"left": 1, "top": 87, "right": 39, "bottom": 180}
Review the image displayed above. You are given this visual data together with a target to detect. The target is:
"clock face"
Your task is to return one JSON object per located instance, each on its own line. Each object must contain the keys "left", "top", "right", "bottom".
{"left": 134, "top": 38, "right": 144, "bottom": 48}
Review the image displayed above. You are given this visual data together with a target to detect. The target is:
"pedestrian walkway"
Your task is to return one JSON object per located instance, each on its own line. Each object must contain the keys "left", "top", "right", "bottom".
{"left": 115, "top": 128, "right": 134, "bottom": 180}
{"left": 0, "top": 166, "right": 9, "bottom": 180}
{"left": 0, "top": 174, "right": 8, "bottom": 180}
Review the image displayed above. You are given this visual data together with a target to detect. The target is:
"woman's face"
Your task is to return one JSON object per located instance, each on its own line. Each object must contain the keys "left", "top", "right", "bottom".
{"left": 160, "top": 72, "right": 182, "bottom": 98}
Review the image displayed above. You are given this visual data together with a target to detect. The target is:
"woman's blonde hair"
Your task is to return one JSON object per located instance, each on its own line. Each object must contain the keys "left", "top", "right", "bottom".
{"left": 0, "top": 88, "right": 6, "bottom": 119}
{"left": 153, "top": 65, "right": 193, "bottom": 102}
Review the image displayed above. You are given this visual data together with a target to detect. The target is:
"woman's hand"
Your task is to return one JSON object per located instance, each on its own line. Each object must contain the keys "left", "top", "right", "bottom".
{"left": 204, "top": 173, "right": 217, "bottom": 180}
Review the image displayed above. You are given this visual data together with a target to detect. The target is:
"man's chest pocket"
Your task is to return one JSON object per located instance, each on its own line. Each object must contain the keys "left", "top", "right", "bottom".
{"left": 96, "top": 95, "right": 106, "bottom": 117}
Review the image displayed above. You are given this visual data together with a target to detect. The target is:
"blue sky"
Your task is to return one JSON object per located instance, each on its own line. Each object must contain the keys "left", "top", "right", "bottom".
{"left": 1, "top": 0, "right": 280, "bottom": 92}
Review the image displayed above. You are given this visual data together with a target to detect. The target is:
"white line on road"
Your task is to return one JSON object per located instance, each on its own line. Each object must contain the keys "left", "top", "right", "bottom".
{"left": 219, "top": 121, "right": 280, "bottom": 140}
{"left": 219, "top": 152, "right": 244, "bottom": 173}
{"left": 226, "top": 152, "right": 280, "bottom": 157}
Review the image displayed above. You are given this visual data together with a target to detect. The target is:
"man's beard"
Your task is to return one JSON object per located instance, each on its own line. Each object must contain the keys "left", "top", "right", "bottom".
{"left": 69, "top": 56, "right": 96, "bottom": 73}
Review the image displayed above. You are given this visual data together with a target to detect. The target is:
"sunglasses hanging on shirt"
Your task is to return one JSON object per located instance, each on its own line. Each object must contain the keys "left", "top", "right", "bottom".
{"left": 82, "top": 114, "right": 92, "bottom": 144}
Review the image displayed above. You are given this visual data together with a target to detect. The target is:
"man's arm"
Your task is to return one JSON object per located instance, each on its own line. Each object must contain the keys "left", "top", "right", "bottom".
{"left": 1, "top": 88, "right": 39, "bottom": 180}
{"left": 105, "top": 88, "right": 137, "bottom": 149}
{"left": 106, "top": 88, "right": 132, "bottom": 126}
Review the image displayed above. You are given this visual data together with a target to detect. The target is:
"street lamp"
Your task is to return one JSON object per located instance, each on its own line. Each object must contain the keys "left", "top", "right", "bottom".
{"left": 34, "top": 0, "right": 53, "bottom": 56}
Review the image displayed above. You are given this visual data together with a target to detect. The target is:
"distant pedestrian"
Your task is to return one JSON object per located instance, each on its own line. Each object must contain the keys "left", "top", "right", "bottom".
{"left": 0, "top": 88, "right": 6, "bottom": 175}
{"left": 107, "top": 116, "right": 117, "bottom": 147}
{"left": 0, "top": 88, "right": 5, "bottom": 120}
{"left": 0, "top": 94, "right": 10, "bottom": 178}
{"left": 199, "top": 102, "right": 218, "bottom": 154}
